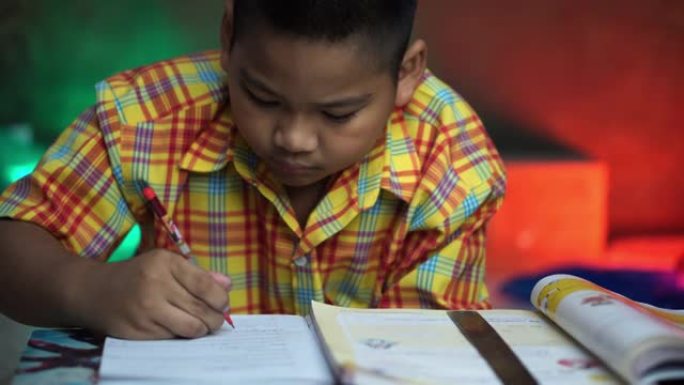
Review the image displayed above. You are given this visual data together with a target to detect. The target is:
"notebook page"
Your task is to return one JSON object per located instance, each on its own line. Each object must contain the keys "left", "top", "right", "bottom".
{"left": 99, "top": 315, "right": 333, "bottom": 384}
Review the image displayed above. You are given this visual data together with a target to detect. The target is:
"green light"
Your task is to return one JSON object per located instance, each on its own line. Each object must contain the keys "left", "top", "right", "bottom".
{"left": 6, "top": 162, "right": 38, "bottom": 184}
{"left": 108, "top": 224, "right": 142, "bottom": 263}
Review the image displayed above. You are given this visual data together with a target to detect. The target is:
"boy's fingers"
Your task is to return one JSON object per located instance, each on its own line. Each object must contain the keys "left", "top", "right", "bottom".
{"left": 145, "top": 321, "right": 177, "bottom": 340}
{"left": 168, "top": 287, "right": 225, "bottom": 333}
{"left": 208, "top": 271, "right": 232, "bottom": 291}
{"left": 107, "top": 319, "right": 176, "bottom": 340}
{"left": 161, "top": 305, "right": 210, "bottom": 339}
{"left": 171, "top": 261, "right": 230, "bottom": 313}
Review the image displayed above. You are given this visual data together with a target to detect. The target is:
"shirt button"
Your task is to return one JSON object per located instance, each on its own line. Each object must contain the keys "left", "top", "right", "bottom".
{"left": 293, "top": 255, "right": 308, "bottom": 267}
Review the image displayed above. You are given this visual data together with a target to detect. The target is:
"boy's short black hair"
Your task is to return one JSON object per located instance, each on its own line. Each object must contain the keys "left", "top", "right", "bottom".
{"left": 232, "top": 0, "right": 417, "bottom": 76}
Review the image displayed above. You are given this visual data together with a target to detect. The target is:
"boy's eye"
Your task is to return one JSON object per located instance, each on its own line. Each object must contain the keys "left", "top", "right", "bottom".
{"left": 322, "top": 110, "right": 358, "bottom": 123}
{"left": 245, "top": 88, "right": 280, "bottom": 108}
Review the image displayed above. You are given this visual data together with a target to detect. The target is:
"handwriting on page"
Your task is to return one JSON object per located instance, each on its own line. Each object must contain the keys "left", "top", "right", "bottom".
{"left": 99, "top": 315, "right": 332, "bottom": 384}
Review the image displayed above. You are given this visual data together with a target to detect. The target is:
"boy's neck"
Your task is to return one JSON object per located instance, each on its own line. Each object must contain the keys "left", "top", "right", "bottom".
{"left": 285, "top": 178, "right": 331, "bottom": 229}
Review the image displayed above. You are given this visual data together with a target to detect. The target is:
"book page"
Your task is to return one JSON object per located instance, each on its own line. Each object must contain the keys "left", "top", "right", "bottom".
{"left": 637, "top": 303, "right": 684, "bottom": 328}
{"left": 311, "top": 302, "right": 618, "bottom": 385}
{"left": 99, "top": 315, "right": 333, "bottom": 385}
{"left": 531, "top": 274, "right": 684, "bottom": 383}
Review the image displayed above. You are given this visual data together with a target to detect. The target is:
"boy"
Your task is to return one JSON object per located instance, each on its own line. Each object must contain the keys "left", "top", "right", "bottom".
{"left": 0, "top": 0, "right": 505, "bottom": 340}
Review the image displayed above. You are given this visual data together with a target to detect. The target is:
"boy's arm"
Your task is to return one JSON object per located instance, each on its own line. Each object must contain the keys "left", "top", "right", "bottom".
{"left": 0, "top": 219, "right": 97, "bottom": 327}
{"left": 0, "top": 220, "right": 230, "bottom": 338}
{"left": 377, "top": 190, "right": 503, "bottom": 310}
{"left": 0, "top": 107, "right": 230, "bottom": 339}
{"left": 0, "top": 220, "right": 230, "bottom": 339}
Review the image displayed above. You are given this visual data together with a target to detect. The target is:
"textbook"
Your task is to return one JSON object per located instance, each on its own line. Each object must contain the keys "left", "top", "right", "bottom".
{"left": 97, "top": 274, "right": 684, "bottom": 385}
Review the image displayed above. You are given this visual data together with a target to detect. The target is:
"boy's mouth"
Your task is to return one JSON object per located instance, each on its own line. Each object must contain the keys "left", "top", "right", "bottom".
{"left": 270, "top": 159, "right": 317, "bottom": 175}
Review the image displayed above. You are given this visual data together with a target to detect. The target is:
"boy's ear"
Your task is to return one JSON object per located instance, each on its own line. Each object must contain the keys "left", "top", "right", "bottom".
{"left": 220, "top": 0, "right": 235, "bottom": 72}
{"left": 395, "top": 39, "right": 427, "bottom": 107}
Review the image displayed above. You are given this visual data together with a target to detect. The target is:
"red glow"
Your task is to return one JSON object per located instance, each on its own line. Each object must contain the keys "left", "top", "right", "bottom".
{"left": 412, "top": 1, "right": 683, "bottom": 306}
{"left": 487, "top": 160, "right": 608, "bottom": 274}
{"left": 484, "top": 160, "right": 684, "bottom": 306}
{"left": 676, "top": 257, "right": 684, "bottom": 290}
{"left": 416, "top": 1, "right": 684, "bottom": 235}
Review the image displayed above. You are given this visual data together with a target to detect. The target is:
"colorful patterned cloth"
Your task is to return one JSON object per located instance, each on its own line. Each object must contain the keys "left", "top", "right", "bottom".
{"left": 0, "top": 51, "right": 506, "bottom": 315}
{"left": 12, "top": 329, "right": 101, "bottom": 385}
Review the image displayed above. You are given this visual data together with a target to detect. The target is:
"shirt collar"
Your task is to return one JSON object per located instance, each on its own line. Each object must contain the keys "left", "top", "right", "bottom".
{"left": 179, "top": 103, "right": 236, "bottom": 173}
{"left": 178, "top": 106, "right": 423, "bottom": 205}
{"left": 379, "top": 108, "right": 423, "bottom": 203}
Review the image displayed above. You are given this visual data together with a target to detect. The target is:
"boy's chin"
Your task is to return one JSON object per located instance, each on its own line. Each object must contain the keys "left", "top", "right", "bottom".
{"left": 277, "top": 174, "right": 330, "bottom": 190}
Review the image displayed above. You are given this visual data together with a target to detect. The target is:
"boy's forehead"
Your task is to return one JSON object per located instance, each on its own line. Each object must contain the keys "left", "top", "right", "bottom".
{"left": 230, "top": 27, "right": 391, "bottom": 94}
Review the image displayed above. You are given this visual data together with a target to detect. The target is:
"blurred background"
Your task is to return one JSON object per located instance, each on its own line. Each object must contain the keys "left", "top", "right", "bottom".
{"left": 0, "top": 0, "right": 682, "bottom": 381}
{"left": 414, "top": 0, "right": 684, "bottom": 310}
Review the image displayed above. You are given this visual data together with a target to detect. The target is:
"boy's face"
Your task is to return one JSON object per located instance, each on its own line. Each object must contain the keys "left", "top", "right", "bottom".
{"left": 225, "top": 26, "right": 397, "bottom": 188}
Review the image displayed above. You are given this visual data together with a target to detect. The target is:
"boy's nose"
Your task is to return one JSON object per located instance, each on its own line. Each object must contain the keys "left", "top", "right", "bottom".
{"left": 274, "top": 115, "right": 318, "bottom": 153}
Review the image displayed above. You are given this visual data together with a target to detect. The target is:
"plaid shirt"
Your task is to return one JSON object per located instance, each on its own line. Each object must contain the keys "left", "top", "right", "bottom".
{"left": 0, "top": 51, "right": 505, "bottom": 315}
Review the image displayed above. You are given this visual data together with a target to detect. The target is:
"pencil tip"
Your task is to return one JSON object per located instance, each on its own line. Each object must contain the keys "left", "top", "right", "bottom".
{"left": 224, "top": 313, "right": 235, "bottom": 329}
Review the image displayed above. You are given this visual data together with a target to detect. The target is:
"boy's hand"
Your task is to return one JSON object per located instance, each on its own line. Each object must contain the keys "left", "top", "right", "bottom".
{"left": 82, "top": 249, "right": 231, "bottom": 340}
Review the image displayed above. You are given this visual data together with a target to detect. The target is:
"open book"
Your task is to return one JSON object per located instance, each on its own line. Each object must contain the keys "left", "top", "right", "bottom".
{"left": 98, "top": 274, "right": 684, "bottom": 385}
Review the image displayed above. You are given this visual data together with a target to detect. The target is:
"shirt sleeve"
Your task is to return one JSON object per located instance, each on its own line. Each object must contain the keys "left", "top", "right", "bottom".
{"left": 377, "top": 187, "right": 504, "bottom": 310}
{"left": 377, "top": 79, "right": 507, "bottom": 310}
{"left": 0, "top": 107, "right": 137, "bottom": 260}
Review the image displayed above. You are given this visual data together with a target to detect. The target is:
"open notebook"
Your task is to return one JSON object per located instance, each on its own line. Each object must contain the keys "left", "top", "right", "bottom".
{"left": 98, "top": 274, "right": 684, "bottom": 385}
{"left": 98, "top": 315, "right": 332, "bottom": 384}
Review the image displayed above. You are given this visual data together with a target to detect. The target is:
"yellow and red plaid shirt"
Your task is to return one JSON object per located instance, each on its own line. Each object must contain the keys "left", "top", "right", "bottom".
{"left": 0, "top": 51, "right": 505, "bottom": 315}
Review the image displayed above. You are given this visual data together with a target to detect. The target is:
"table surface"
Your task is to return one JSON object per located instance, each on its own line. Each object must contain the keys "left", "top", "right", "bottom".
{"left": 11, "top": 328, "right": 102, "bottom": 385}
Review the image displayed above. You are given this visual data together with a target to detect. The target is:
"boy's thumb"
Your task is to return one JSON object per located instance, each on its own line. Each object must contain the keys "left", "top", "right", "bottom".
{"left": 208, "top": 271, "right": 232, "bottom": 290}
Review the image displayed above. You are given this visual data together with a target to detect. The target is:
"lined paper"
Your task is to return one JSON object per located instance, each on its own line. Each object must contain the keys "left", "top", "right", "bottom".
{"left": 99, "top": 315, "right": 333, "bottom": 385}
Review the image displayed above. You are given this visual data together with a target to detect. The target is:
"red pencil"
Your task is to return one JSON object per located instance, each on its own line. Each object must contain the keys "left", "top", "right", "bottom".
{"left": 141, "top": 183, "right": 235, "bottom": 329}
